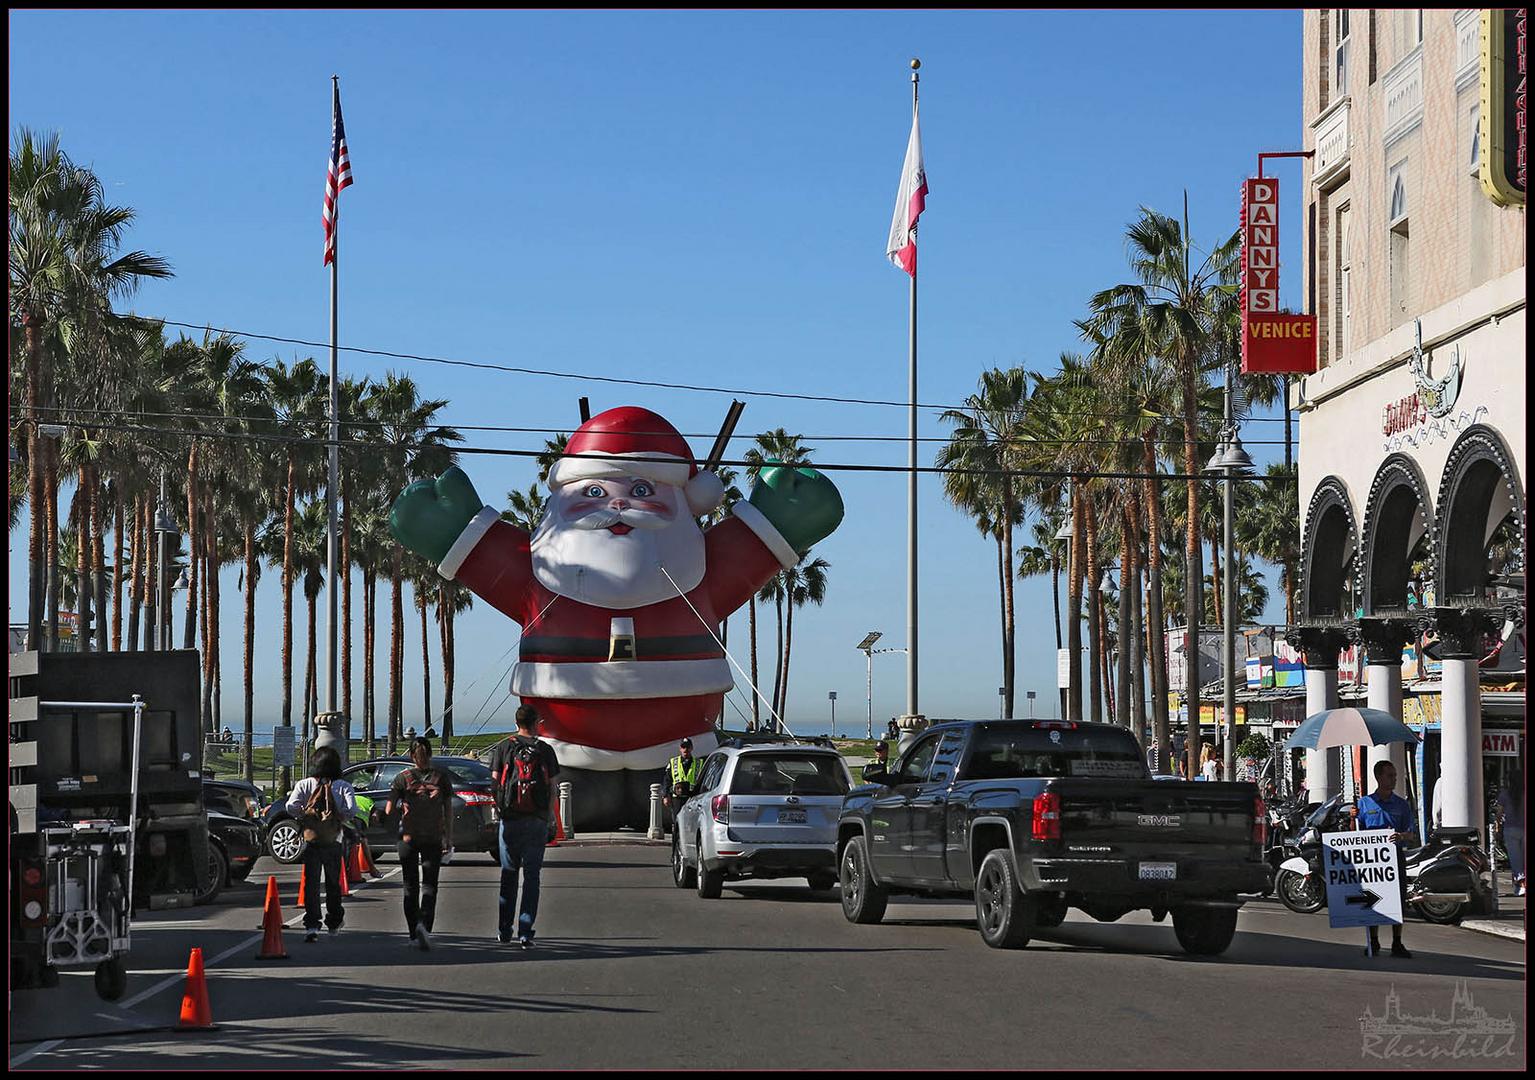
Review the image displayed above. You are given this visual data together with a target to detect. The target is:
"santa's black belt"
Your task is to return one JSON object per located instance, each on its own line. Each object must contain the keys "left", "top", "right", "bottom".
{"left": 519, "top": 634, "right": 720, "bottom": 659}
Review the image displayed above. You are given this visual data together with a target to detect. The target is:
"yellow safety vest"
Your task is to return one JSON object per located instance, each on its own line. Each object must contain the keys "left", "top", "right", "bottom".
{"left": 669, "top": 756, "right": 702, "bottom": 786}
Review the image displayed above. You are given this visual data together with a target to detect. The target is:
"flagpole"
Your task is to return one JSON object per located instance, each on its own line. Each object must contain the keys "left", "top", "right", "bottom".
{"left": 324, "top": 74, "right": 344, "bottom": 760}
{"left": 906, "top": 58, "right": 920, "bottom": 727}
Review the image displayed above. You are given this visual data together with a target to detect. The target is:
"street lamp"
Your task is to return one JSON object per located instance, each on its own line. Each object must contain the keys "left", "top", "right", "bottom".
{"left": 1055, "top": 515, "right": 1074, "bottom": 720}
{"left": 1026, "top": 690, "right": 1037, "bottom": 719}
{"left": 1205, "top": 369, "right": 1254, "bottom": 781}
{"left": 856, "top": 631, "right": 907, "bottom": 740}
{"left": 828, "top": 691, "right": 838, "bottom": 738}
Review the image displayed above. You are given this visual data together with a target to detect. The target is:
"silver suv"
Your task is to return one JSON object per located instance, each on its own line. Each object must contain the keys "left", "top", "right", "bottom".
{"left": 671, "top": 742, "right": 853, "bottom": 899}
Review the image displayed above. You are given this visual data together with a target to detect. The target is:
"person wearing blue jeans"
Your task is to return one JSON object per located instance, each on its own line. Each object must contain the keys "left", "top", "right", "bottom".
{"left": 490, "top": 705, "right": 561, "bottom": 948}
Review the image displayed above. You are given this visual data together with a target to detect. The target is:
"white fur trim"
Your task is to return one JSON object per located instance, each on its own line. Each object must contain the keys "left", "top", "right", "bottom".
{"left": 542, "top": 731, "right": 720, "bottom": 771}
{"left": 511, "top": 657, "right": 733, "bottom": 700}
{"left": 685, "top": 471, "right": 725, "bottom": 516}
{"left": 439, "top": 507, "right": 502, "bottom": 579}
{"left": 547, "top": 452, "right": 692, "bottom": 491}
{"left": 730, "top": 500, "right": 799, "bottom": 570}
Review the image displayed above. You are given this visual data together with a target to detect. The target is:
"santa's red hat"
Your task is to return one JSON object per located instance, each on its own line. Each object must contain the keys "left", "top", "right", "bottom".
{"left": 547, "top": 406, "right": 725, "bottom": 516}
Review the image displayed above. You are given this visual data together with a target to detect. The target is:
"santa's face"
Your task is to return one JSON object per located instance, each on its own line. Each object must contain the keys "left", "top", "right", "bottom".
{"left": 530, "top": 475, "right": 707, "bottom": 609}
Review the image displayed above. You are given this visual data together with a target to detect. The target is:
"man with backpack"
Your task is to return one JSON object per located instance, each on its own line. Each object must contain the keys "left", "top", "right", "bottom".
{"left": 488, "top": 705, "right": 561, "bottom": 948}
{"left": 285, "top": 746, "right": 356, "bottom": 942}
{"left": 386, "top": 737, "right": 456, "bottom": 951}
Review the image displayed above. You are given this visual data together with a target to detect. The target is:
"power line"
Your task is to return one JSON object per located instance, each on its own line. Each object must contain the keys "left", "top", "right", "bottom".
{"left": 10, "top": 416, "right": 1300, "bottom": 483}
{"left": 16, "top": 403, "right": 1303, "bottom": 448}
{"left": 145, "top": 315, "right": 1297, "bottom": 423}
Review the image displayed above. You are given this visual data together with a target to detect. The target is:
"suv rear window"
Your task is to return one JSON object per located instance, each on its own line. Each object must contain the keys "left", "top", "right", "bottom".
{"left": 963, "top": 727, "right": 1148, "bottom": 781}
{"left": 730, "top": 754, "right": 849, "bottom": 796}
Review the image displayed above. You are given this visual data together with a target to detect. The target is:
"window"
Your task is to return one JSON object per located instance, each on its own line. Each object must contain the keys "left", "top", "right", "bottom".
{"left": 1468, "top": 104, "right": 1481, "bottom": 176}
{"left": 1387, "top": 161, "right": 1408, "bottom": 225}
{"left": 1334, "top": 202, "right": 1352, "bottom": 360}
{"left": 897, "top": 734, "right": 943, "bottom": 785}
{"left": 700, "top": 754, "right": 726, "bottom": 792}
{"left": 1334, "top": 9, "right": 1351, "bottom": 94}
{"left": 1411, "top": 9, "right": 1423, "bottom": 48}
{"left": 371, "top": 762, "right": 410, "bottom": 792}
{"left": 729, "top": 753, "right": 848, "bottom": 796}
{"left": 925, "top": 733, "right": 967, "bottom": 786}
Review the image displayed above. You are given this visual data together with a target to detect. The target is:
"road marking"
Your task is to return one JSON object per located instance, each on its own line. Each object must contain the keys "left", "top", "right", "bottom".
{"left": 10, "top": 1040, "right": 64, "bottom": 1068}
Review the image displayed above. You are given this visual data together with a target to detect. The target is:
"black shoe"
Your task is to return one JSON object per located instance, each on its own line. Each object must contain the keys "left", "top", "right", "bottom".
{"left": 518, "top": 933, "right": 534, "bottom": 950}
{"left": 305, "top": 931, "right": 320, "bottom": 943}
{"left": 1391, "top": 943, "right": 1413, "bottom": 959}
{"left": 497, "top": 932, "right": 513, "bottom": 944}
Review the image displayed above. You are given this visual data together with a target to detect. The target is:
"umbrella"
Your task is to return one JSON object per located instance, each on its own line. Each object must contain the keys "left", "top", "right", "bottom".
{"left": 1283, "top": 707, "right": 1421, "bottom": 751}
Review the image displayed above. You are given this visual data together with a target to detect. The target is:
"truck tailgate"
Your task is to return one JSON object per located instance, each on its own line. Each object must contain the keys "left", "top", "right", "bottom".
{"left": 1050, "top": 779, "right": 1256, "bottom": 856}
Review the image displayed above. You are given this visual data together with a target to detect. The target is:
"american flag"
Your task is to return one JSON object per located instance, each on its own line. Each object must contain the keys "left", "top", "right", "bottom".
{"left": 323, "top": 84, "right": 353, "bottom": 266}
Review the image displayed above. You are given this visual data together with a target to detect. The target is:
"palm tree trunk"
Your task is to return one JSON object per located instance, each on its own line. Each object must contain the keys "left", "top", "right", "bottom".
{"left": 305, "top": 590, "right": 318, "bottom": 743}
{"left": 199, "top": 484, "right": 213, "bottom": 730}
{"left": 1209, "top": 531, "right": 1223, "bottom": 629}
{"left": 24, "top": 314, "right": 46, "bottom": 649}
{"left": 749, "top": 596, "right": 760, "bottom": 729}
{"left": 1067, "top": 487, "right": 1085, "bottom": 723}
{"left": 1050, "top": 546, "right": 1062, "bottom": 652}
{"left": 76, "top": 467, "right": 93, "bottom": 653}
{"left": 439, "top": 584, "right": 453, "bottom": 742}
{"left": 390, "top": 546, "right": 403, "bottom": 750}
{"left": 1002, "top": 478, "right": 1016, "bottom": 719}
{"left": 1085, "top": 495, "right": 1102, "bottom": 724}
{"left": 243, "top": 516, "right": 257, "bottom": 781}
{"left": 1116, "top": 503, "right": 1132, "bottom": 727}
{"left": 1182, "top": 366, "right": 1205, "bottom": 785}
{"left": 93, "top": 469, "right": 107, "bottom": 651}
{"left": 341, "top": 471, "right": 352, "bottom": 723}
{"left": 996, "top": 533, "right": 1007, "bottom": 686}
{"left": 112, "top": 485, "right": 125, "bottom": 651}
{"left": 281, "top": 450, "right": 296, "bottom": 732}
{"left": 142, "top": 495, "right": 158, "bottom": 651}
{"left": 445, "top": 595, "right": 457, "bottom": 743}
{"left": 420, "top": 588, "right": 432, "bottom": 734}
{"left": 1142, "top": 431, "right": 1170, "bottom": 760}
{"left": 771, "top": 587, "right": 785, "bottom": 727}
{"left": 183, "top": 447, "right": 199, "bottom": 650}
{"left": 204, "top": 484, "right": 219, "bottom": 733}
{"left": 46, "top": 446, "right": 60, "bottom": 649}
{"left": 1128, "top": 491, "right": 1148, "bottom": 742}
{"left": 363, "top": 569, "right": 376, "bottom": 745}
{"left": 127, "top": 494, "right": 143, "bottom": 651}
{"left": 782, "top": 597, "right": 795, "bottom": 725}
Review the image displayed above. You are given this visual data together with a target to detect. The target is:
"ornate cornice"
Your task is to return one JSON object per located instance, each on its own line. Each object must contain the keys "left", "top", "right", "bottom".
{"left": 1420, "top": 607, "right": 1502, "bottom": 660}
{"left": 1285, "top": 624, "right": 1352, "bottom": 670}
{"left": 1351, "top": 617, "right": 1418, "bottom": 666}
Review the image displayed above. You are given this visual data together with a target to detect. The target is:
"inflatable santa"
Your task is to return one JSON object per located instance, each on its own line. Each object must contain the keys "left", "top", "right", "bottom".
{"left": 389, "top": 406, "right": 844, "bottom": 829}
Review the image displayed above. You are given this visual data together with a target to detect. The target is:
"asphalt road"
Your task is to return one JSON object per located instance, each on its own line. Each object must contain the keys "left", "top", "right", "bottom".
{"left": 10, "top": 846, "right": 1526, "bottom": 1069}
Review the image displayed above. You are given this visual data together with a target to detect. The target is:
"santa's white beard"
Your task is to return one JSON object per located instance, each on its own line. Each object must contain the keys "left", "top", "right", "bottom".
{"left": 530, "top": 505, "right": 707, "bottom": 609}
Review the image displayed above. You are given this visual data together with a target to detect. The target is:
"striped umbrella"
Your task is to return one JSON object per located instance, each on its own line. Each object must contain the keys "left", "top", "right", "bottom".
{"left": 1283, "top": 707, "right": 1421, "bottom": 751}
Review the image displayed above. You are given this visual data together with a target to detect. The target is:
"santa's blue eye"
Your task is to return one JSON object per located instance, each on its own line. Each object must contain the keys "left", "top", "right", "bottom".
{"left": 631, "top": 482, "right": 654, "bottom": 498}
{"left": 583, "top": 484, "right": 605, "bottom": 498}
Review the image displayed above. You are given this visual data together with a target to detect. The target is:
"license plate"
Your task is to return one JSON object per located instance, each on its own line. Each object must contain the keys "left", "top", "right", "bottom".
{"left": 1139, "top": 862, "right": 1177, "bottom": 880}
{"left": 778, "top": 809, "right": 807, "bottom": 824}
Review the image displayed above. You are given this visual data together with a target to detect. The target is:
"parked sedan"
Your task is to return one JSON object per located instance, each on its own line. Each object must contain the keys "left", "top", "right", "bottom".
{"left": 263, "top": 756, "right": 500, "bottom": 864}
{"left": 198, "top": 811, "right": 263, "bottom": 905}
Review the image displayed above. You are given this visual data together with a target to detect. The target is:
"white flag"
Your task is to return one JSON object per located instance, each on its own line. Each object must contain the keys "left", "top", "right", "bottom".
{"left": 885, "top": 103, "right": 928, "bottom": 276}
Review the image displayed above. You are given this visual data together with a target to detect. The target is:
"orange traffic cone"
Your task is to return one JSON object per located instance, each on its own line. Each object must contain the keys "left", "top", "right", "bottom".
{"left": 344, "top": 844, "right": 363, "bottom": 886}
{"left": 255, "top": 876, "right": 288, "bottom": 960}
{"left": 360, "top": 840, "right": 383, "bottom": 879}
{"left": 177, "top": 947, "right": 215, "bottom": 1030}
{"left": 296, "top": 865, "right": 307, "bottom": 909}
{"left": 338, "top": 859, "right": 352, "bottom": 897}
{"left": 257, "top": 874, "right": 279, "bottom": 929}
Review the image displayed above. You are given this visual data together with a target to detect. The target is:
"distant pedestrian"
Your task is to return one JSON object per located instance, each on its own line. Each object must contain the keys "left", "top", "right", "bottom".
{"left": 1497, "top": 769, "right": 1524, "bottom": 896}
{"left": 886, "top": 719, "right": 900, "bottom": 743}
{"left": 488, "top": 705, "right": 561, "bottom": 948}
{"left": 862, "top": 740, "right": 892, "bottom": 784}
{"left": 285, "top": 746, "right": 356, "bottom": 942}
{"left": 663, "top": 738, "right": 702, "bottom": 831}
{"left": 387, "top": 736, "right": 456, "bottom": 950}
{"left": 1199, "top": 743, "right": 1218, "bottom": 782}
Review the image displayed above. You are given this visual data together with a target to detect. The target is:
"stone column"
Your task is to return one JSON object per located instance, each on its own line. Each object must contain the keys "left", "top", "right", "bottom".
{"left": 1355, "top": 619, "right": 1416, "bottom": 788}
{"left": 1287, "top": 626, "right": 1351, "bottom": 804}
{"left": 1426, "top": 608, "right": 1497, "bottom": 836}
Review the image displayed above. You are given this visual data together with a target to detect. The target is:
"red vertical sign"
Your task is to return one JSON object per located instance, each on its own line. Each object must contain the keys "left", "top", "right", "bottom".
{"left": 1240, "top": 175, "right": 1316, "bottom": 374}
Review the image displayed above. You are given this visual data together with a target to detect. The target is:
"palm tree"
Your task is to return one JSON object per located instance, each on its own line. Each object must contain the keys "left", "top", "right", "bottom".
{"left": 335, "top": 374, "right": 371, "bottom": 728}
{"left": 503, "top": 483, "right": 547, "bottom": 531}
{"left": 1080, "top": 204, "right": 1239, "bottom": 778}
{"left": 778, "top": 555, "right": 830, "bottom": 721}
{"left": 742, "top": 430, "right": 813, "bottom": 730}
{"left": 288, "top": 500, "right": 328, "bottom": 743}
{"left": 436, "top": 578, "right": 474, "bottom": 743}
{"left": 9, "top": 129, "right": 171, "bottom": 647}
{"left": 937, "top": 367, "right": 1031, "bottom": 719}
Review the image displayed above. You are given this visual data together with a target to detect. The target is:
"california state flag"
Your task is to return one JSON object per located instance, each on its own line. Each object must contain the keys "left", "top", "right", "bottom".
{"left": 885, "top": 102, "right": 928, "bottom": 276}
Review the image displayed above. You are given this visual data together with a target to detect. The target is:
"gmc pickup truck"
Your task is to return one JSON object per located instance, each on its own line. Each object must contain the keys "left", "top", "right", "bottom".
{"left": 837, "top": 720, "right": 1268, "bottom": 954}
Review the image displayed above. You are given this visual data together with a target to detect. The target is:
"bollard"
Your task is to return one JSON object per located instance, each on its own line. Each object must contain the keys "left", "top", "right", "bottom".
{"left": 558, "top": 781, "right": 575, "bottom": 841}
{"left": 647, "top": 783, "right": 664, "bottom": 839}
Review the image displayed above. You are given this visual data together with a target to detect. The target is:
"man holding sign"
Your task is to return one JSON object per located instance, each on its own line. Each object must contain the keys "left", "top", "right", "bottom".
{"left": 1355, "top": 760, "right": 1419, "bottom": 959}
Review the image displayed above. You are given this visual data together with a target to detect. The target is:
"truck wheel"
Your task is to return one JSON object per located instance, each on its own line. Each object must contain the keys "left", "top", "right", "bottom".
{"left": 975, "top": 849, "right": 1033, "bottom": 949}
{"left": 1033, "top": 894, "right": 1068, "bottom": 928}
{"left": 695, "top": 834, "right": 724, "bottom": 899}
{"left": 1172, "top": 904, "right": 1239, "bottom": 955}
{"left": 671, "top": 832, "right": 696, "bottom": 889}
{"left": 268, "top": 820, "right": 306, "bottom": 864}
{"left": 840, "top": 836, "right": 887, "bottom": 924}
{"left": 195, "top": 845, "right": 227, "bottom": 905}
{"left": 94, "top": 957, "right": 128, "bottom": 1001}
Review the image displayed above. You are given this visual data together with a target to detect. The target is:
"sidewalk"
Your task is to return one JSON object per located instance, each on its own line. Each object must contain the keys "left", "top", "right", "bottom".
{"left": 1461, "top": 884, "right": 1525, "bottom": 942}
{"left": 556, "top": 829, "right": 667, "bottom": 847}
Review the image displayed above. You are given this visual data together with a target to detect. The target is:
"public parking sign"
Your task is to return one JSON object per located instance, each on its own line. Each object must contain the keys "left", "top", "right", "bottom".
{"left": 272, "top": 725, "right": 296, "bottom": 767}
{"left": 1322, "top": 829, "right": 1402, "bottom": 929}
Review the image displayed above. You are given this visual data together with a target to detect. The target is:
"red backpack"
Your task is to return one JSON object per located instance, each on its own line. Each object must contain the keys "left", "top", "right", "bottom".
{"left": 497, "top": 738, "right": 551, "bottom": 815}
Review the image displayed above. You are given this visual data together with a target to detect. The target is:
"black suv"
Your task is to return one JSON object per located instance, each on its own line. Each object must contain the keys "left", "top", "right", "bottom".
{"left": 263, "top": 755, "right": 500, "bottom": 864}
{"left": 200, "top": 777, "right": 266, "bottom": 904}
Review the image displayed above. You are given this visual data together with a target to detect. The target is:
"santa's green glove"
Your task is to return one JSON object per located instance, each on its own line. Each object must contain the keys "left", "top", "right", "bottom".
{"left": 748, "top": 464, "right": 844, "bottom": 555}
{"left": 389, "top": 466, "right": 486, "bottom": 564}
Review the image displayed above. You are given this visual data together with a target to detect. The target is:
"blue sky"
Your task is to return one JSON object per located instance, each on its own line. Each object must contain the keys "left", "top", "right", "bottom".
{"left": 9, "top": 9, "right": 1304, "bottom": 736}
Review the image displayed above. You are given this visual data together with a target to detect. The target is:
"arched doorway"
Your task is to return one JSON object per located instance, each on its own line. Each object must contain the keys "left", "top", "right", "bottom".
{"left": 1435, "top": 425, "right": 1525, "bottom": 605}
{"left": 1360, "top": 454, "right": 1435, "bottom": 614}
{"left": 1300, "top": 478, "right": 1358, "bottom": 620}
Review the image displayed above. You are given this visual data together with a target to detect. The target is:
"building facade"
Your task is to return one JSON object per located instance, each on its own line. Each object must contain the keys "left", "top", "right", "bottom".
{"left": 1295, "top": 9, "right": 1524, "bottom": 836}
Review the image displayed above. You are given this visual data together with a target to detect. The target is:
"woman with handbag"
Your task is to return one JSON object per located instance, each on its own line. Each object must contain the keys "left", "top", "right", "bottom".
{"left": 284, "top": 746, "right": 357, "bottom": 942}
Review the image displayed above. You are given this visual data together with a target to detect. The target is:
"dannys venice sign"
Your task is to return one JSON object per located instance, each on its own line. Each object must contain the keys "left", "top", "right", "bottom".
{"left": 1240, "top": 176, "right": 1316, "bottom": 374}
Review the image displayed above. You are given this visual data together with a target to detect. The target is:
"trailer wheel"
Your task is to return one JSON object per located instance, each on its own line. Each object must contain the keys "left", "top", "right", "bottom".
{"left": 94, "top": 957, "right": 128, "bottom": 1001}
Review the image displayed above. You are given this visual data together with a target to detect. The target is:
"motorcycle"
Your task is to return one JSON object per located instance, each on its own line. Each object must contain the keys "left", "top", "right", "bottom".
{"left": 1277, "top": 799, "right": 1491, "bottom": 922}
{"left": 1261, "top": 794, "right": 1314, "bottom": 895}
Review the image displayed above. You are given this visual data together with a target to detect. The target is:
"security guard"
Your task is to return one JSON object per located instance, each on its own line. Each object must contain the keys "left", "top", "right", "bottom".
{"left": 663, "top": 738, "right": 703, "bottom": 831}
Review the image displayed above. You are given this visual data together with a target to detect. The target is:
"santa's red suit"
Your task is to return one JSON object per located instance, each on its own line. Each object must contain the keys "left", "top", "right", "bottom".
{"left": 436, "top": 411, "right": 800, "bottom": 770}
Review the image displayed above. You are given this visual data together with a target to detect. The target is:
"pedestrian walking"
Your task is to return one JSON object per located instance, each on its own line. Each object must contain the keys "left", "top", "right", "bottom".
{"left": 386, "top": 736, "right": 456, "bottom": 950}
{"left": 285, "top": 746, "right": 356, "bottom": 942}
{"left": 663, "top": 738, "right": 702, "bottom": 832}
{"left": 488, "top": 705, "right": 561, "bottom": 948}
{"left": 1357, "top": 760, "right": 1418, "bottom": 959}
{"left": 1497, "top": 769, "right": 1524, "bottom": 896}
{"left": 1199, "top": 743, "right": 1219, "bottom": 782}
